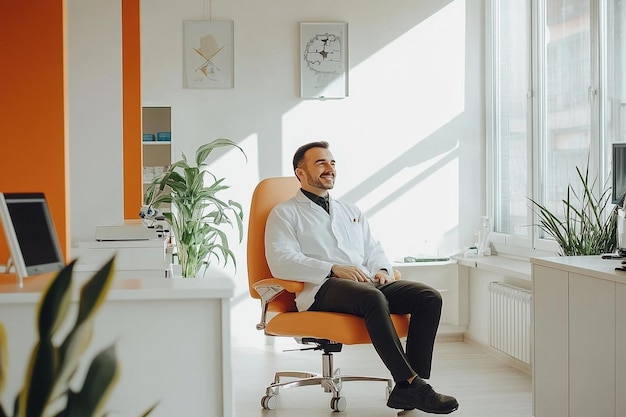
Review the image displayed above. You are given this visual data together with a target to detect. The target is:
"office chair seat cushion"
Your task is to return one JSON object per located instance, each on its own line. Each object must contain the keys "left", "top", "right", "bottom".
{"left": 265, "top": 310, "right": 410, "bottom": 345}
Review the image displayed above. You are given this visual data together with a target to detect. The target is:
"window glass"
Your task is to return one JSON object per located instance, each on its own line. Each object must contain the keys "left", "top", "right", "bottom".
{"left": 492, "top": 0, "right": 531, "bottom": 236}
{"left": 489, "top": 0, "right": 624, "bottom": 251}
{"left": 540, "top": 0, "right": 592, "bottom": 225}
{"left": 605, "top": 0, "right": 626, "bottom": 148}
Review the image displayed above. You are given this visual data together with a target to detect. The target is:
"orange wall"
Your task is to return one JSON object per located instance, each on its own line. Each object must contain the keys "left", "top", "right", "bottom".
{"left": 0, "top": 0, "right": 141, "bottom": 266}
{"left": 122, "top": 0, "right": 143, "bottom": 219}
{"left": 0, "top": 0, "right": 143, "bottom": 266}
{"left": 0, "top": 0, "right": 69, "bottom": 261}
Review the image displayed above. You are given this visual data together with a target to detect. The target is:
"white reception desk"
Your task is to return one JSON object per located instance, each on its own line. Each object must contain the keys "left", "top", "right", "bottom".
{"left": 0, "top": 268, "right": 234, "bottom": 417}
{"left": 532, "top": 256, "right": 626, "bottom": 417}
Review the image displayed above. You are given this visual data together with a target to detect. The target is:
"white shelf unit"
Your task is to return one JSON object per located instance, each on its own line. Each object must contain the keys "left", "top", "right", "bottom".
{"left": 142, "top": 142, "right": 171, "bottom": 185}
{"left": 142, "top": 107, "right": 171, "bottom": 208}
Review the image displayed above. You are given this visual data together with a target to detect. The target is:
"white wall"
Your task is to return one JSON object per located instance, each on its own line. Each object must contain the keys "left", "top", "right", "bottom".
{"left": 68, "top": 0, "right": 124, "bottom": 247}
{"left": 141, "top": 0, "right": 485, "bottom": 264}
{"left": 67, "top": 0, "right": 486, "bottom": 300}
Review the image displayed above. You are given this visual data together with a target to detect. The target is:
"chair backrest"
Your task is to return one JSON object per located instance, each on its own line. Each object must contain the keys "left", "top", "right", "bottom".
{"left": 247, "top": 176, "right": 301, "bottom": 312}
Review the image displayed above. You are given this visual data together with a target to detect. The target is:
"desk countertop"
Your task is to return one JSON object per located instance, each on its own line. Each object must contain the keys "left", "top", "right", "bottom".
{"left": 0, "top": 267, "right": 234, "bottom": 303}
{"left": 531, "top": 255, "right": 626, "bottom": 284}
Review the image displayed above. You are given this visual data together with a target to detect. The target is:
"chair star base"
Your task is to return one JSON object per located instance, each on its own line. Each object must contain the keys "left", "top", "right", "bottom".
{"left": 260, "top": 338, "right": 393, "bottom": 412}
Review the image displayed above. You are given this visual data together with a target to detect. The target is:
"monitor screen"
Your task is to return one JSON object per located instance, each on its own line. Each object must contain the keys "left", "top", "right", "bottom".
{"left": 613, "top": 143, "right": 626, "bottom": 205}
{"left": 0, "top": 192, "right": 65, "bottom": 280}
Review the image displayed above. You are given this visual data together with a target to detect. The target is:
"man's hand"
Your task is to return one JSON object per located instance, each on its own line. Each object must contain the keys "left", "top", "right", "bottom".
{"left": 372, "top": 270, "right": 393, "bottom": 285}
{"left": 330, "top": 264, "right": 372, "bottom": 282}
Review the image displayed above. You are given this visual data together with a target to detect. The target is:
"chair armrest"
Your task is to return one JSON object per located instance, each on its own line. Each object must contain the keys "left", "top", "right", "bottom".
{"left": 253, "top": 277, "right": 304, "bottom": 294}
{"left": 253, "top": 278, "right": 304, "bottom": 331}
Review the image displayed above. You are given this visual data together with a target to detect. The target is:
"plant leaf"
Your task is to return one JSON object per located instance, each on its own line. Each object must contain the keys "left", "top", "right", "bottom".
{"left": 528, "top": 163, "right": 616, "bottom": 256}
{"left": 37, "top": 261, "right": 74, "bottom": 340}
{"left": 195, "top": 138, "right": 246, "bottom": 166}
{"left": 50, "top": 257, "right": 116, "bottom": 403}
{"left": 17, "top": 262, "right": 79, "bottom": 417}
{"left": 137, "top": 402, "right": 160, "bottom": 417}
{"left": 62, "top": 344, "right": 119, "bottom": 417}
{"left": 76, "top": 257, "right": 115, "bottom": 324}
{"left": 19, "top": 339, "right": 56, "bottom": 417}
{"left": 144, "top": 140, "right": 247, "bottom": 274}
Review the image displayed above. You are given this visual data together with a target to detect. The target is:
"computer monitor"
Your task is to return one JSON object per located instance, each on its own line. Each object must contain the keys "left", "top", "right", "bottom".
{"left": 0, "top": 192, "right": 65, "bottom": 285}
{"left": 613, "top": 143, "right": 626, "bottom": 205}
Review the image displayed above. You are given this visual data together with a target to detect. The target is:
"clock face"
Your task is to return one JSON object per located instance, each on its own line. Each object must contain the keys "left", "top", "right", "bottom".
{"left": 304, "top": 33, "right": 343, "bottom": 74}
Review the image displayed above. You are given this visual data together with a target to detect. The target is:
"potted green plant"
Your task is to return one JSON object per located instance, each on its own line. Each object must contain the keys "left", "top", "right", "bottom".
{"left": 528, "top": 165, "right": 617, "bottom": 255}
{"left": 143, "top": 138, "right": 246, "bottom": 277}
{"left": 0, "top": 257, "right": 157, "bottom": 417}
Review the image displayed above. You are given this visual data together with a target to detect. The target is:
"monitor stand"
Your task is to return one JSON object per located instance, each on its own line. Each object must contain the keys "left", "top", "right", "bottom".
{"left": 5, "top": 256, "right": 24, "bottom": 288}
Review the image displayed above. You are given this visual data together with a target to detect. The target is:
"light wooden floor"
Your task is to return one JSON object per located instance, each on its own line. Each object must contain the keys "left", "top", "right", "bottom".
{"left": 232, "top": 338, "right": 532, "bottom": 417}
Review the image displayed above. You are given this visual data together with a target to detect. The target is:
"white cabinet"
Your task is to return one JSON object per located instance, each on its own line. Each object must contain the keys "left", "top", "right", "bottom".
{"left": 532, "top": 257, "right": 626, "bottom": 417}
{"left": 0, "top": 270, "right": 234, "bottom": 417}
{"left": 532, "top": 264, "right": 568, "bottom": 417}
{"left": 617, "top": 283, "right": 626, "bottom": 417}
{"left": 569, "top": 273, "right": 615, "bottom": 417}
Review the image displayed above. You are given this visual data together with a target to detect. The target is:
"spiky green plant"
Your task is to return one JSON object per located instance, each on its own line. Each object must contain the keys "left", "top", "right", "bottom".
{"left": 143, "top": 138, "right": 247, "bottom": 277}
{"left": 0, "top": 258, "right": 157, "bottom": 417}
{"left": 528, "top": 165, "right": 617, "bottom": 256}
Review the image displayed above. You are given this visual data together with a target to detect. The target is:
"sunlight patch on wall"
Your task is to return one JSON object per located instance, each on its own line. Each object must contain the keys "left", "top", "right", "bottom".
{"left": 348, "top": 0, "right": 467, "bottom": 140}
{"left": 362, "top": 147, "right": 460, "bottom": 259}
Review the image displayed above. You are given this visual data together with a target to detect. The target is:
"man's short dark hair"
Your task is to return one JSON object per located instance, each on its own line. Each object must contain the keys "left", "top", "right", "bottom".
{"left": 292, "top": 141, "right": 330, "bottom": 171}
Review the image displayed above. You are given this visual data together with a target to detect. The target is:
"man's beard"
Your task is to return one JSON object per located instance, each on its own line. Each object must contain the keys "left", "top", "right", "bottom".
{"left": 305, "top": 170, "right": 334, "bottom": 190}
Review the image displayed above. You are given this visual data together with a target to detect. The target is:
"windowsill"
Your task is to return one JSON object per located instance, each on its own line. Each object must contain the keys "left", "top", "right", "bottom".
{"left": 391, "top": 259, "right": 457, "bottom": 268}
{"left": 453, "top": 254, "right": 531, "bottom": 281}
{"left": 390, "top": 253, "right": 533, "bottom": 281}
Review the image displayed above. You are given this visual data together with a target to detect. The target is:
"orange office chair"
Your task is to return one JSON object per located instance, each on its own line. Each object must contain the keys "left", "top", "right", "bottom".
{"left": 247, "top": 176, "right": 410, "bottom": 412}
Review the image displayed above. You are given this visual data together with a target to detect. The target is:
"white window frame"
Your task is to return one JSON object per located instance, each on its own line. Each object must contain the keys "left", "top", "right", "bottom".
{"left": 487, "top": 0, "right": 612, "bottom": 258}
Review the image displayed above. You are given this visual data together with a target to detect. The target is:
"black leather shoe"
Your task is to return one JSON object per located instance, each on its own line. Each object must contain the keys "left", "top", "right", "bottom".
{"left": 387, "top": 382, "right": 458, "bottom": 414}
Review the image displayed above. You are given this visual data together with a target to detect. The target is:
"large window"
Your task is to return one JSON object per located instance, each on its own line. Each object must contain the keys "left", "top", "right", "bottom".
{"left": 604, "top": 1, "right": 626, "bottom": 161}
{"left": 490, "top": 0, "right": 531, "bottom": 238}
{"left": 488, "top": 0, "right": 625, "bottom": 252}
{"left": 540, "top": 0, "right": 593, "bottom": 240}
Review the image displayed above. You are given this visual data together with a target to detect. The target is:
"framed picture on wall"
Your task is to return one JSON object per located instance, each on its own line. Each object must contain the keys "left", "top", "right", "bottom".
{"left": 300, "top": 22, "right": 349, "bottom": 99}
{"left": 183, "top": 20, "right": 234, "bottom": 89}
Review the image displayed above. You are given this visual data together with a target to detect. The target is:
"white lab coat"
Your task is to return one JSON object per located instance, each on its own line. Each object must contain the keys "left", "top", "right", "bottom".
{"left": 265, "top": 189, "right": 394, "bottom": 311}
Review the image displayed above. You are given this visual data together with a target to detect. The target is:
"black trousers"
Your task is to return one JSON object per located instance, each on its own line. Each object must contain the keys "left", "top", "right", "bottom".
{"left": 308, "top": 279, "right": 442, "bottom": 382}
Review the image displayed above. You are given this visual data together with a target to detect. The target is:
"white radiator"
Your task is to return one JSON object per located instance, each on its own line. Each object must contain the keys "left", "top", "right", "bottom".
{"left": 488, "top": 282, "right": 532, "bottom": 365}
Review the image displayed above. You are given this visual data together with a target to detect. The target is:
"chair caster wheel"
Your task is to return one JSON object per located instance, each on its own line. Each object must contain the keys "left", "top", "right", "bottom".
{"left": 330, "top": 396, "right": 347, "bottom": 412}
{"left": 261, "top": 395, "right": 278, "bottom": 410}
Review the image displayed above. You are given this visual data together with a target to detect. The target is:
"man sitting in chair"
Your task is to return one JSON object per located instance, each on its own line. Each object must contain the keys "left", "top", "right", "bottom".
{"left": 265, "top": 141, "right": 458, "bottom": 414}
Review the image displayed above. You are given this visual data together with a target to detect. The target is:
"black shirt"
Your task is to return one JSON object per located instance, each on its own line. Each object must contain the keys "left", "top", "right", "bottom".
{"left": 301, "top": 188, "right": 330, "bottom": 214}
